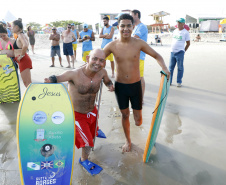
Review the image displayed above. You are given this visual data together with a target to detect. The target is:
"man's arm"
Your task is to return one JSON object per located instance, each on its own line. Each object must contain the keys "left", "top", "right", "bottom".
{"left": 44, "top": 71, "right": 74, "bottom": 83}
{"left": 49, "top": 34, "right": 54, "bottom": 40}
{"left": 99, "top": 28, "right": 105, "bottom": 38}
{"left": 185, "top": 41, "right": 190, "bottom": 51}
{"left": 72, "top": 32, "right": 76, "bottom": 42}
{"left": 102, "top": 69, "right": 114, "bottom": 91}
{"left": 90, "top": 31, "right": 95, "bottom": 41}
{"left": 105, "top": 27, "right": 114, "bottom": 39}
{"left": 54, "top": 34, "right": 60, "bottom": 41}
{"left": 103, "top": 42, "right": 112, "bottom": 58}
{"left": 140, "top": 40, "right": 170, "bottom": 78}
{"left": 61, "top": 31, "right": 64, "bottom": 40}
{"left": 78, "top": 32, "right": 84, "bottom": 42}
{"left": 76, "top": 31, "right": 80, "bottom": 40}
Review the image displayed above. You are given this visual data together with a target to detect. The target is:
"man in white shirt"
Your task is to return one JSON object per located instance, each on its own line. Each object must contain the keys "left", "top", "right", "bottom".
{"left": 169, "top": 18, "right": 190, "bottom": 87}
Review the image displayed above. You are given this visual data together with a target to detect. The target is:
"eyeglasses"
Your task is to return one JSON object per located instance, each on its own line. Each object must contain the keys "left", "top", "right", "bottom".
{"left": 91, "top": 57, "right": 105, "bottom": 63}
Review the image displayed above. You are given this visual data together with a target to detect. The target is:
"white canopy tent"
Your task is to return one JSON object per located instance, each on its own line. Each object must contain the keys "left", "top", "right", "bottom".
{"left": 4, "top": 11, "right": 17, "bottom": 23}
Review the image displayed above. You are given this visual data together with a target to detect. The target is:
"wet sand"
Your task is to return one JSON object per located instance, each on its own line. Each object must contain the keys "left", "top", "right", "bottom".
{"left": 0, "top": 40, "right": 226, "bottom": 185}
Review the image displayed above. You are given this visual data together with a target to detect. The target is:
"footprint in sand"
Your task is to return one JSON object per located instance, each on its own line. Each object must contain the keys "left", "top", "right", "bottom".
{"left": 163, "top": 112, "right": 182, "bottom": 144}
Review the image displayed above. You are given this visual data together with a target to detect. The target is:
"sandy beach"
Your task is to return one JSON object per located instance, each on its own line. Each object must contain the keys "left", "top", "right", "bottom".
{"left": 0, "top": 37, "right": 226, "bottom": 185}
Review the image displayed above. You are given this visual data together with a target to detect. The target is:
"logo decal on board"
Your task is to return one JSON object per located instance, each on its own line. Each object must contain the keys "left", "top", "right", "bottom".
{"left": 33, "top": 111, "right": 47, "bottom": 125}
{"left": 27, "top": 162, "right": 40, "bottom": 171}
{"left": 34, "top": 129, "right": 46, "bottom": 141}
{"left": 54, "top": 160, "right": 65, "bottom": 168}
{"left": 41, "top": 161, "right": 53, "bottom": 170}
{"left": 3, "top": 64, "right": 14, "bottom": 74}
{"left": 52, "top": 112, "right": 65, "bottom": 125}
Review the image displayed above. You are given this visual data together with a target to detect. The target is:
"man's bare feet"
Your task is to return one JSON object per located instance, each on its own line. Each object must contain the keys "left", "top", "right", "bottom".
{"left": 66, "top": 66, "right": 71, "bottom": 68}
{"left": 112, "top": 74, "right": 115, "bottom": 78}
{"left": 122, "top": 141, "right": 131, "bottom": 153}
{"left": 50, "top": 65, "right": 55, "bottom": 67}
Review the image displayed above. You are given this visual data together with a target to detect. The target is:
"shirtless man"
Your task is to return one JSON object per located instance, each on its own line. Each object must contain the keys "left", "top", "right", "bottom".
{"left": 61, "top": 24, "right": 76, "bottom": 68}
{"left": 44, "top": 49, "right": 114, "bottom": 175}
{"left": 103, "top": 14, "right": 170, "bottom": 152}
{"left": 49, "top": 27, "right": 63, "bottom": 67}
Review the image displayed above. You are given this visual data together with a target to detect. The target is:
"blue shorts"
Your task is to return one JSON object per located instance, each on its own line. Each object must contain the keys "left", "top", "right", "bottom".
{"left": 51, "top": 45, "right": 61, "bottom": 57}
{"left": 63, "top": 42, "right": 73, "bottom": 56}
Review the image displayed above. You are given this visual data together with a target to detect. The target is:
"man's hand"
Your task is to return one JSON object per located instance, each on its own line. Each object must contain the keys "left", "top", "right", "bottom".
{"left": 108, "top": 84, "right": 114, "bottom": 92}
{"left": 162, "top": 68, "right": 170, "bottom": 80}
{"left": 44, "top": 78, "right": 51, "bottom": 83}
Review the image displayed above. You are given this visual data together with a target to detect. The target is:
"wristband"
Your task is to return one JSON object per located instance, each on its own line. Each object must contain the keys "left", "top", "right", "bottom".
{"left": 49, "top": 75, "right": 57, "bottom": 83}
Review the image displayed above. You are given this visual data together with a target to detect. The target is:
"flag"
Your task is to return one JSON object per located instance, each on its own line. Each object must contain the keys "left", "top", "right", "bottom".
{"left": 27, "top": 162, "right": 40, "bottom": 171}
{"left": 41, "top": 161, "right": 53, "bottom": 170}
{"left": 54, "top": 160, "right": 65, "bottom": 168}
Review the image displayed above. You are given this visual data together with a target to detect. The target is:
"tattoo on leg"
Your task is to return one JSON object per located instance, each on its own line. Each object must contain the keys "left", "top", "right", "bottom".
{"left": 84, "top": 146, "right": 91, "bottom": 155}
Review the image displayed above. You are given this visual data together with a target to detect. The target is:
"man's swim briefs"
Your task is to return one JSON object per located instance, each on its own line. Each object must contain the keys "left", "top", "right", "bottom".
{"left": 115, "top": 80, "right": 142, "bottom": 110}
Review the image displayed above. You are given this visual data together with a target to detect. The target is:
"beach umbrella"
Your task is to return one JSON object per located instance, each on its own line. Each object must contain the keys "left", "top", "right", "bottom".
{"left": 220, "top": 19, "right": 226, "bottom": 24}
{"left": 42, "top": 27, "right": 52, "bottom": 34}
{"left": 57, "top": 27, "right": 64, "bottom": 34}
{"left": 175, "top": 24, "right": 190, "bottom": 31}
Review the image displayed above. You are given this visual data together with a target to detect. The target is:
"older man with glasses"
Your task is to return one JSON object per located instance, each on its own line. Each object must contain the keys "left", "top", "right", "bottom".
{"left": 49, "top": 27, "right": 63, "bottom": 67}
{"left": 61, "top": 24, "right": 76, "bottom": 68}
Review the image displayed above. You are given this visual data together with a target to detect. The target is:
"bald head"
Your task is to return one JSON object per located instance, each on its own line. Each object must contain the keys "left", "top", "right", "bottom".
{"left": 89, "top": 48, "right": 106, "bottom": 59}
{"left": 86, "top": 48, "right": 106, "bottom": 70}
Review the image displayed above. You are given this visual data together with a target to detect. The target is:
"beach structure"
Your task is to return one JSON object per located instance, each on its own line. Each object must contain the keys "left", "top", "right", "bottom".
{"left": 149, "top": 11, "right": 170, "bottom": 33}
{"left": 198, "top": 16, "right": 226, "bottom": 32}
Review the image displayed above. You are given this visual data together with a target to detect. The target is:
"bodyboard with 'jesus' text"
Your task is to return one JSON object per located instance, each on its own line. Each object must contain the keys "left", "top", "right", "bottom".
{"left": 17, "top": 83, "right": 75, "bottom": 185}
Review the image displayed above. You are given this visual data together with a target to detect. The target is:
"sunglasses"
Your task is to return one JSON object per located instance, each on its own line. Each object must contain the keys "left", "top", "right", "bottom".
{"left": 68, "top": 27, "right": 71, "bottom": 28}
{"left": 52, "top": 29, "right": 56, "bottom": 30}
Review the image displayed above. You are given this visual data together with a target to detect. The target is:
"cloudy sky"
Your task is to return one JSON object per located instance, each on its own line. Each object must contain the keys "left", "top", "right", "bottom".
{"left": 1, "top": 0, "right": 226, "bottom": 26}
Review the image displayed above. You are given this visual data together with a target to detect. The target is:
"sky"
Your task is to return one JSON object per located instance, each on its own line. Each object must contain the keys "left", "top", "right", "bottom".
{"left": 1, "top": 0, "right": 226, "bottom": 26}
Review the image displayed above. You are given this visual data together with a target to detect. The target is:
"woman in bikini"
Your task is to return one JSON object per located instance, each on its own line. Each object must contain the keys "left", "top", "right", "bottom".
{"left": 0, "top": 24, "right": 15, "bottom": 58}
{"left": 11, "top": 20, "right": 32, "bottom": 87}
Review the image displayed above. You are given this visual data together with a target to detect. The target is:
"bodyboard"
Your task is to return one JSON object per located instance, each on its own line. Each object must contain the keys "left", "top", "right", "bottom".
{"left": 0, "top": 54, "right": 20, "bottom": 103}
{"left": 17, "top": 83, "right": 75, "bottom": 185}
{"left": 143, "top": 71, "right": 170, "bottom": 163}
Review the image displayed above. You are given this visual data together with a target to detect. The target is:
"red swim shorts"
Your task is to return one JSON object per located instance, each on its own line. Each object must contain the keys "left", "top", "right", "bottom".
{"left": 74, "top": 106, "right": 99, "bottom": 149}
{"left": 15, "top": 53, "right": 32, "bottom": 73}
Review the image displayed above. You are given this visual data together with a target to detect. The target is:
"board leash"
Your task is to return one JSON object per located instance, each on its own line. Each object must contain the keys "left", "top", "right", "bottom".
{"left": 152, "top": 71, "right": 169, "bottom": 114}
{"left": 92, "top": 79, "right": 104, "bottom": 151}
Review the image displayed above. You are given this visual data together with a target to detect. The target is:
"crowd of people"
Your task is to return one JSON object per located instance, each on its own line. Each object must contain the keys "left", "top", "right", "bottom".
{"left": 1, "top": 10, "right": 191, "bottom": 176}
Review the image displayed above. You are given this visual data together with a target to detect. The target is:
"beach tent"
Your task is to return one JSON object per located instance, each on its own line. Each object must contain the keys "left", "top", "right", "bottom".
{"left": 220, "top": 19, "right": 226, "bottom": 24}
{"left": 200, "top": 20, "right": 219, "bottom": 32}
{"left": 4, "top": 11, "right": 17, "bottom": 23}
